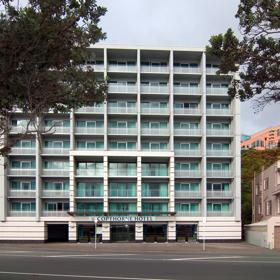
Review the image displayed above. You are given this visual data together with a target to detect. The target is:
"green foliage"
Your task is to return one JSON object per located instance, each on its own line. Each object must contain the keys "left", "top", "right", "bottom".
{"left": 241, "top": 148, "right": 280, "bottom": 225}
{"left": 206, "top": 0, "right": 280, "bottom": 109}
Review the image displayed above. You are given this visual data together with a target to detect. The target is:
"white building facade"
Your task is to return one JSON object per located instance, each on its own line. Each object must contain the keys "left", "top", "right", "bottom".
{"left": 0, "top": 45, "right": 241, "bottom": 242}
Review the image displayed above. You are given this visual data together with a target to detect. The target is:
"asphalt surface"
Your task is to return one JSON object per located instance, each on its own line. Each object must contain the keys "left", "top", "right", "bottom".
{"left": 0, "top": 242, "right": 279, "bottom": 280}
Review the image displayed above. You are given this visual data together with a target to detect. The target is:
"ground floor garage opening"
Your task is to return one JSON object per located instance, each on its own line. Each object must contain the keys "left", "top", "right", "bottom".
{"left": 143, "top": 224, "right": 167, "bottom": 242}
{"left": 176, "top": 224, "right": 197, "bottom": 242}
{"left": 47, "top": 224, "right": 68, "bottom": 242}
{"left": 110, "top": 224, "right": 135, "bottom": 242}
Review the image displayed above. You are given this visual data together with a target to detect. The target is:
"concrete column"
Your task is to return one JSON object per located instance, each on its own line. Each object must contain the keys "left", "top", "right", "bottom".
{"left": 169, "top": 50, "right": 174, "bottom": 152}
{"left": 137, "top": 156, "right": 142, "bottom": 212}
{"left": 103, "top": 156, "right": 108, "bottom": 213}
{"left": 0, "top": 155, "right": 7, "bottom": 221}
{"left": 69, "top": 155, "right": 75, "bottom": 213}
{"left": 70, "top": 110, "right": 75, "bottom": 150}
{"left": 169, "top": 156, "right": 175, "bottom": 213}
{"left": 69, "top": 221, "right": 77, "bottom": 242}
{"left": 168, "top": 221, "right": 176, "bottom": 241}
{"left": 102, "top": 222, "right": 110, "bottom": 241}
{"left": 137, "top": 49, "right": 141, "bottom": 151}
{"left": 135, "top": 222, "right": 143, "bottom": 241}
{"left": 104, "top": 48, "right": 108, "bottom": 150}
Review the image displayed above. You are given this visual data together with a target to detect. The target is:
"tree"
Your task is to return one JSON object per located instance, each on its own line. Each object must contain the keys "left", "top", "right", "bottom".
{"left": 0, "top": 0, "right": 107, "bottom": 156}
{"left": 206, "top": 0, "right": 280, "bottom": 109}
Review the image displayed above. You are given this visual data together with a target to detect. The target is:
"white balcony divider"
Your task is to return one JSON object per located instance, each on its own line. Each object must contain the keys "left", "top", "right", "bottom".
{"left": 176, "top": 211, "right": 201, "bottom": 216}
{"left": 108, "top": 65, "right": 137, "bottom": 72}
{"left": 206, "top": 109, "right": 232, "bottom": 115}
{"left": 175, "top": 190, "right": 202, "bottom": 198}
{"left": 42, "top": 211, "right": 69, "bottom": 217}
{"left": 206, "top": 129, "right": 231, "bottom": 136}
{"left": 75, "top": 127, "right": 104, "bottom": 135}
{"left": 173, "top": 86, "right": 201, "bottom": 95}
{"left": 44, "top": 126, "right": 70, "bottom": 134}
{"left": 76, "top": 169, "right": 103, "bottom": 177}
{"left": 174, "top": 150, "right": 201, "bottom": 156}
{"left": 174, "top": 108, "right": 201, "bottom": 115}
{"left": 108, "top": 84, "right": 137, "bottom": 93}
{"left": 141, "top": 107, "right": 169, "bottom": 115}
{"left": 207, "top": 190, "right": 233, "bottom": 198}
{"left": 108, "top": 127, "right": 137, "bottom": 135}
{"left": 108, "top": 106, "right": 136, "bottom": 114}
{"left": 141, "top": 85, "right": 169, "bottom": 94}
{"left": 141, "top": 128, "right": 169, "bottom": 136}
{"left": 206, "top": 88, "right": 229, "bottom": 95}
{"left": 174, "top": 67, "right": 201, "bottom": 74}
{"left": 42, "top": 190, "right": 69, "bottom": 198}
{"left": 8, "top": 190, "right": 36, "bottom": 198}
{"left": 75, "top": 106, "right": 104, "bottom": 113}
{"left": 8, "top": 211, "right": 36, "bottom": 217}
{"left": 207, "top": 211, "right": 233, "bottom": 217}
{"left": 174, "top": 128, "right": 201, "bottom": 136}
{"left": 175, "top": 170, "right": 201, "bottom": 178}
{"left": 10, "top": 148, "right": 36, "bottom": 155}
{"left": 8, "top": 169, "right": 36, "bottom": 176}
{"left": 206, "top": 170, "right": 233, "bottom": 177}
{"left": 141, "top": 65, "right": 169, "bottom": 73}
{"left": 206, "top": 150, "right": 232, "bottom": 156}
{"left": 42, "top": 169, "right": 69, "bottom": 177}
{"left": 42, "top": 148, "right": 70, "bottom": 155}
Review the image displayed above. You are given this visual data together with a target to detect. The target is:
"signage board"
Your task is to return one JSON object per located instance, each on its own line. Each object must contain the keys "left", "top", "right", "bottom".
{"left": 95, "top": 216, "right": 156, "bottom": 222}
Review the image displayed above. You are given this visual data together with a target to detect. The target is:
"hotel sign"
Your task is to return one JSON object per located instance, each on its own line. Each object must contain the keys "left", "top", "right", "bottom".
{"left": 95, "top": 216, "right": 155, "bottom": 222}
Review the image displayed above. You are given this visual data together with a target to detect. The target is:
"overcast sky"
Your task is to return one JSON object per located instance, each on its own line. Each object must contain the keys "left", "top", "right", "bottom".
{"left": 97, "top": 0, "right": 279, "bottom": 135}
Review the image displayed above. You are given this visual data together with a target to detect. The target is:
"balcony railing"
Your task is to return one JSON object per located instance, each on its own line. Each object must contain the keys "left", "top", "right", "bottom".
{"left": 42, "top": 169, "right": 69, "bottom": 177}
{"left": 176, "top": 211, "right": 201, "bottom": 216}
{"left": 174, "top": 108, "right": 201, "bottom": 115}
{"left": 206, "top": 109, "right": 232, "bottom": 116}
{"left": 141, "top": 65, "right": 169, "bottom": 73}
{"left": 174, "top": 67, "right": 201, "bottom": 74}
{"left": 108, "top": 127, "right": 137, "bottom": 135}
{"left": 42, "top": 190, "right": 69, "bottom": 198}
{"left": 141, "top": 85, "right": 169, "bottom": 94}
{"left": 109, "top": 169, "right": 137, "bottom": 177}
{"left": 108, "top": 84, "right": 137, "bottom": 94}
{"left": 206, "top": 88, "right": 229, "bottom": 95}
{"left": 142, "top": 190, "right": 168, "bottom": 197}
{"left": 76, "top": 169, "right": 103, "bottom": 177}
{"left": 10, "top": 148, "right": 36, "bottom": 155}
{"left": 109, "top": 189, "right": 136, "bottom": 197}
{"left": 8, "top": 190, "right": 36, "bottom": 198}
{"left": 75, "top": 106, "right": 104, "bottom": 113}
{"left": 8, "top": 211, "right": 36, "bottom": 217}
{"left": 42, "top": 148, "right": 69, "bottom": 155}
{"left": 207, "top": 211, "right": 233, "bottom": 217}
{"left": 44, "top": 126, "right": 70, "bottom": 134}
{"left": 174, "top": 150, "right": 201, "bottom": 156}
{"left": 108, "top": 106, "right": 136, "bottom": 114}
{"left": 75, "top": 127, "right": 104, "bottom": 135}
{"left": 108, "top": 65, "right": 137, "bottom": 72}
{"left": 142, "top": 169, "right": 168, "bottom": 177}
{"left": 174, "top": 128, "right": 201, "bottom": 136}
{"left": 42, "top": 211, "right": 69, "bottom": 217}
{"left": 142, "top": 147, "right": 169, "bottom": 152}
{"left": 10, "top": 126, "right": 30, "bottom": 134}
{"left": 206, "top": 150, "right": 232, "bottom": 157}
{"left": 141, "top": 107, "right": 169, "bottom": 115}
{"left": 175, "top": 190, "right": 202, "bottom": 198}
{"left": 207, "top": 129, "right": 231, "bottom": 136}
{"left": 207, "top": 190, "right": 233, "bottom": 198}
{"left": 206, "top": 68, "right": 219, "bottom": 74}
{"left": 206, "top": 170, "right": 233, "bottom": 178}
{"left": 173, "top": 86, "right": 201, "bottom": 95}
{"left": 175, "top": 170, "right": 201, "bottom": 178}
{"left": 82, "top": 64, "right": 104, "bottom": 71}
{"left": 141, "top": 128, "right": 169, "bottom": 136}
{"left": 76, "top": 190, "right": 103, "bottom": 197}
{"left": 8, "top": 169, "right": 36, "bottom": 176}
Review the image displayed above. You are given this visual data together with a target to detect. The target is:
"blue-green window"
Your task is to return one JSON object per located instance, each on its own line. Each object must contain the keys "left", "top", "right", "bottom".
{"left": 76, "top": 120, "right": 103, "bottom": 128}
{"left": 77, "top": 141, "right": 104, "bottom": 149}
{"left": 175, "top": 162, "right": 199, "bottom": 171}
{"left": 109, "top": 121, "right": 136, "bottom": 128}
{"left": 207, "top": 143, "right": 229, "bottom": 150}
{"left": 44, "top": 202, "right": 69, "bottom": 211}
{"left": 10, "top": 180, "right": 36, "bottom": 190}
{"left": 76, "top": 203, "right": 103, "bottom": 214}
{"left": 76, "top": 182, "right": 103, "bottom": 197}
{"left": 175, "top": 203, "right": 199, "bottom": 212}
{"left": 14, "top": 140, "right": 35, "bottom": 148}
{"left": 142, "top": 183, "right": 168, "bottom": 197}
{"left": 44, "top": 119, "right": 70, "bottom": 127}
{"left": 207, "top": 163, "right": 230, "bottom": 171}
{"left": 44, "top": 140, "right": 70, "bottom": 148}
{"left": 109, "top": 163, "right": 136, "bottom": 176}
{"left": 207, "top": 182, "right": 230, "bottom": 191}
{"left": 142, "top": 163, "right": 168, "bottom": 176}
{"left": 43, "top": 161, "right": 69, "bottom": 169}
{"left": 109, "top": 203, "right": 136, "bottom": 213}
{"left": 142, "top": 203, "right": 168, "bottom": 213}
{"left": 44, "top": 181, "right": 69, "bottom": 190}
{"left": 11, "top": 160, "right": 35, "bottom": 169}
{"left": 207, "top": 203, "right": 230, "bottom": 212}
{"left": 175, "top": 182, "right": 199, "bottom": 191}
{"left": 141, "top": 142, "right": 168, "bottom": 150}
{"left": 174, "top": 142, "right": 199, "bottom": 150}
{"left": 11, "top": 202, "right": 35, "bottom": 211}
{"left": 109, "top": 183, "right": 136, "bottom": 197}
{"left": 109, "top": 141, "right": 136, "bottom": 150}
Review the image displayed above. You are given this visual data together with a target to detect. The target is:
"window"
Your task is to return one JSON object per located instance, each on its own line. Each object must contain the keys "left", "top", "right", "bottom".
{"left": 266, "top": 200, "right": 272, "bottom": 216}
{"left": 277, "top": 198, "right": 280, "bottom": 214}
{"left": 44, "top": 202, "right": 69, "bottom": 211}
{"left": 258, "top": 203, "right": 262, "bottom": 215}
{"left": 264, "top": 178, "right": 269, "bottom": 190}
{"left": 11, "top": 160, "right": 35, "bottom": 169}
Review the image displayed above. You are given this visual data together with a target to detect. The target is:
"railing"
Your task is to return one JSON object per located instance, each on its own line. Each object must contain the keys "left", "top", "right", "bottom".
{"left": 142, "top": 190, "right": 168, "bottom": 197}
{"left": 207, "top": 211, "right": 233, "bottom": 217}
{"left": 77, "top": 147, "right": 104, "bottom": 151}
{"left": 8, "top": 190, "right": 36, "bottom": 198}
{"left": 42, "top": 169, "right": 69, "bottom": 177}
{"left": 44, "top": 126, "right": 70, "bottom": 134}
{"left": 108, "top": 106, "right": 136, "bottom": 114}
{"left": 10, "top": 126, "right": 30, "bottom": 134}
{"left": 206, "top": 88, "right": 229, "bottom": 95}
{"left": 42, "top": 190, "right": 69, "bottom": 198}
{"left": 108, "top": 65, "right": 137, "bottom": 72}
{"left": 206, "top": 68, "right": 219, "bottom": 74}
{"left": 82, "top": 64, "right": 104, "bottom": 71}
{"left": 141, "top": 65, "right": 169, "bottom": 73}
{"left": 108, "top": 84, "right": 137, "bottom": 93}
{"left": 10, "top": 148, "right": 36, "bottom": 155}
{"left": 206, "top": 109, "right": 232, "bottom": 115}
{"left": 141, "top": 128, "right": 169, "bottom": 136}
{"left": 141, "top": 107, "right": 169, "bottom": 115}
{"left": 42, "top": 148, "right": 69, "bottom": 155}
{"left": 142, "top": 169, "right": 168, "bottom": 177}
{"left": 75, "top": 210, "right": 104, "bottom": 216}
{"left": 108, "top": 127, "right": 137, "bottom": 135}
{"left": 109, "top": 146, "right": 136, "bottom": 151}
{"left": 174, "top": 150, "right": 201, "bottom": 156}
{"left": 8, "top": 169, "right": 36, "bottom": 176}
{"left": 173, "top": 86, "right": 201, "bottom": 95}
{"left": 142, "top": 147, "right": 169, "bottom": 152}
{"left": 175, "top": 170, "right": 201, "bottom": 177}
{"left": 76, "top": 190, "right": 103, "bottom": 197}
{"left": 75, "top": 127, "right": 104, "bottom": 134}
{"left": 42, "top": 211, "right": 69, "bottom": 217}
{"left": 109, "top": 189, "right": 136, "bottom": 197}
{"left": 174, "top": 108, "right": 201, "bottom": 115}
{"left": 109, "top": 169, "right": 137, "bottom": 177}
{"left": 206, "top": 170, "right": 233, "bottom": 177}
{"left": 175, "top": 190, "right": 202, "bottom": 198}
{"left": 76, "top": 169, "right": 103, "bottom": 177}
{"left": 207, "top": 190, "right": 233, "bottom": 198}
{"left": 75, "top": 106, "right": 104, "bottom": 113}
{"left": 206, "top": 150, "right": 232, "bottom": 157}
{"left": 8, "top": 211, "right": 36, "bottom": 217}
{"left": 174, "top": 67, "right": 201, "bottom": 74}
{"left": 141, "top": 85, "right": 169, "bottom": 94}
{"left": 174, "top": 128, "right": 201, "bottom": 136}
{"left": 207, "top": 129, "right": 231, "bottom": 136}
{"left": 176, "top": 211, "right": 201, "bottom": 216}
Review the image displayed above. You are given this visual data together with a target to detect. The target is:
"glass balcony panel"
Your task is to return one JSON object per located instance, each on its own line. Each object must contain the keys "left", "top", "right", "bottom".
{"left": 141, "top": 128, "right": 169, "bottom": 136}
{"left": 75, "top": 106, "right": 104, "bottom": 113}
{"left": 8, "top": 211, "right": 36, "bottom": 217}
{"left": 207, "top": 211, "right": 233, "bottom": 217}
{"left": 174, "top": 190, "right": 202, "bottom": 198}
{"left": 174, "top": 128, "right": 201, "bottom": 136}
{"left": 42, "top": 169, "right": 69, "bottom": 177}
{"left": 42, "top": 190, "right": 69, "bottom": 198}
{"left": 108, "top": 64, "right": 137, "bottom": 72}
{"left": 206, "top": 149, "right": 232, "bottom": 156}
{"left": 206, "top": 87, "right": 228, "bottom": 95}
{"left": 109, "top": 169, "right": 137, "bottom": 177}
{"left": 141, "top": 85, "right": 169, "bottom": 94}
{"left": 207, "top": 190, "right": 233, "bottom": 198}
{"left": 75, "top": 127, "right": 104, "bottom": 135}
{"left": 174, "top": 66, "right": 201, "bottom": 74}
{"left": 42, "top": 211, "right": 69, "bottom": 217}
{"left": 206, "top": 129, "right": 231, "bottom": 136}
{"left": 8, "top": 169, "right": 36, "bottom": 176}
{"left": 8, "top": 190, "right": 36, "bottom": 198}
{"left": 109, "top": 189, "right": 136, "bottom": 197}
{"left": 44, "top": 126, "right": 70, "bottom": 134}
{"left": 108, "top": 127, "right": 137, "bottom": 135}
{"left": 206, "top": 108, "right": 232, "bottom": 115}
{"left": 175, "top": 211, "right": 201, "bottom": 216}
{"left": 10, "top": 148, "right": 36, "bottom": 155}
{"left": 206, "top": 170, "right": 233, "bottom": 177}
{"left": 173, "top": 86, "right": 201, "bottom": 95}
{"left": 174, "top": 149, "right": 201, "bottom": 156}
{"left": 108, "top": 106, "right": 136, "bottom": 114}
{"left": 76, "top": 169, "right": 103, "bottom": 177}
{"left": 42, "top": 148, "right": 69, "bottom": 155}
{"left": 174, "top": 108, "right": 201, "bottom": 115}
{"left": 175, "top": 170, "right": 201, "bottom": 177}
{"left": 141, "top": 65, "right": 169, "bottom": 73}
{"left": 108, "top": 84, "right": 137, "bottom": 93}
{"left": 141, "top": 107, "right": 169, "bottom": 115}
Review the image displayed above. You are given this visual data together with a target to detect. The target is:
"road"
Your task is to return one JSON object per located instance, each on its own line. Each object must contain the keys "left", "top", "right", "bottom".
{"left": 0, "top": 242, "right": 279, "bottom": 280}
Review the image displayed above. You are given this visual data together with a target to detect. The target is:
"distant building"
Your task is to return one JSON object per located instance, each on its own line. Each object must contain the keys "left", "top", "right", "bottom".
{"left": 245, "top": 160, "right": 280, "bottom": 249}
{"left": 241, "top": 134, "right": 251, "bottom": 142}
{"left": 241, "top": 125, "right": 280, "bottom": 150}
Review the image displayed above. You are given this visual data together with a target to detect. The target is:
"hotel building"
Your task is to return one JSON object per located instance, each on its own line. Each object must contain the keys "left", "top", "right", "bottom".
{"left": 0, "top": 45, "right": 241, "bottom": 242}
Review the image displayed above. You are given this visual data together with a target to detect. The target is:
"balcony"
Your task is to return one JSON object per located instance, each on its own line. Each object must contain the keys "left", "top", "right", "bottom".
{"left": 142, "top": 190, "right": 168, "bottom": 198}
{"left": 175, "top": 190, "right": 202, "bottom": 198}
{"left": 10, "top": 126, "right": 30, "bottom": 134}
{"left": 141, "top": 65, "right": 169, "bottom": 73}
{"left": 42, "top": 211, "right": 69, "bottom": 217}
{"left": 44, "top": 126, "right": 70, "bottom": 134}
{"left": 8, "top": 190, "right": 36, "bottom": 198}
{"left": 75, "top": 127, "right": 104, "bottom": 135}
{"left": 206, "top": 150, "right": 232, "bottom": 157}
{"left": 109, "top": 189, "right": 136, "bottom": 198}
{"left": 141, "top": 128, "right": 169, "bottom": 136}
{"left": 141, "top": 107, "right": 169, "bottom": 115}
{"left": 175, "top": 170, "right": 201, "bottom": 178}
{"left": 207, "top": 190, "right": 233, "bottom": 198}
{"left": 8, "top": 169, "right": 36, "bottom": 176}
{"left": 176, "top": 211, "right": 201, "bottom": 216}
{"left": 175, "top": 150, "right": 201, "bottom": 157}
{"left": 207, "top": 170, "right": 233, "bottom": 178}
{"left": 82, "top": 64, "right": 104, "bottom": 72}
{"left": 8, "top": 211, "right": 36, "bottom": 217}
{"left": 174, "top": 86, "right": 201, "bottom": 95}
{"left": 108, "top": 65, "right": 137, "bottom": 72}
{"left": 42, "top": 169, "right": 69, "bottom": 177}
{"left": 42, "top": 148, "right": 69, "bottom": 155}
{"left": 206, "top": 68, "right": 219, "bottom": 74}
{"left": 76, "top": 169, "right": 103, "bottom": 177}
{"left": 108, "top": 106, "right": 136, "bottom": 114}
{"left": 75, "top": 106, "right": 104, "bottom": 114}
{"left": 10, "top": 148, "right": 36, "bottom": 155}
{"left": 174, "top": 128, "right": 201, "bottom": 136}
{"left": 207, "top": 129, "right": 231, "bottom": 137}
{"left": 207, "top": 211, "right": 233, "bottom": 217}
{"left": 108, "top": 127, "right": 137, "bottom": 135}
{"left": 206, "top": 109, "right": 232, "bottom": 116}
{"left": 174, "top": 108, "right": 201, "bottom": 115}
{"left": 109, "top": 169, "right": 137, "bottom": 177}
{"left": 206, "top": 87, "right": 229, "bottom": 95}
{"left": 141, "top": 85, "right": 169, "bottom": 94}
{"left": 142, "top": 169, "right": 168, "bottom": 177}
{"left": 174, "top": 67, "right": 201, "bottom": 74}
{"left": 108, "top": 84, "right": 137, "bottom": 94}
{"left": 272, "top": 184, "right": 280, "bottom": 196}
{"left": 42, "top": 190, "right": 69, "bottom": 198}
{"left": 142, "top": 147, "right": 169, "bottom": 152}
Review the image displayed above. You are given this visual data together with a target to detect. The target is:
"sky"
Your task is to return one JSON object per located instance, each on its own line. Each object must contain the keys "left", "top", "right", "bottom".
{"left": 96, "top": 0, "right": 279, "bottom": 135}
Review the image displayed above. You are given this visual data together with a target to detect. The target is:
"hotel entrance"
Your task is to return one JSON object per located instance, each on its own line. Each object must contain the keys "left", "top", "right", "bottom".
{"left": 143, "top": 224, "right": 167, "bottom": 242}
{"left": 176, "top": 224, "right": 197, "bottom": 242}
{"left": 110, "top": 224, "right": 135, "bottom": 242}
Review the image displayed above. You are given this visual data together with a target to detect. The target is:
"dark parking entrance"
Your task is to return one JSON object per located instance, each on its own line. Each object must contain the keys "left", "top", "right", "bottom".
{"left": 143, "top": 224, "right": 167, "bottom": 242}
{"left": 110, "top": 224, "right": 135, "bottom": 242}
{"left": 47, "top": 224, "right": 68, "bottom": 242}
{"left": 176, "top": 224, "right": 197, "bottom": 242}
